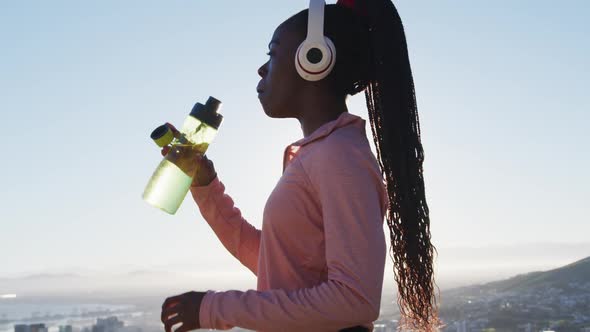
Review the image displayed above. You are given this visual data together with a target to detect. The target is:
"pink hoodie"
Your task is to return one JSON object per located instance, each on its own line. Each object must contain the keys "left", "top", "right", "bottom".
{"left": 190, "top": 112, "right": 388, "bottom": 331}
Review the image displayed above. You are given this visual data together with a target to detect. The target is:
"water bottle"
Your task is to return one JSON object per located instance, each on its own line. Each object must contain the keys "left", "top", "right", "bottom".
{"left": 142, "top": 96, "right": 223, "bottom": 214}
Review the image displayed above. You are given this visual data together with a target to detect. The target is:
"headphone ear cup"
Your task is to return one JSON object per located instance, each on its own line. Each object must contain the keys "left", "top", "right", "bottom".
{"left": 295, "top": 37, "right": 337, "bottom": 81}
{"left": 295, "top": 42, "right": 309, "bottom": 80}
{"left": 323, "top": 37, "right": 336, "bottom": 76}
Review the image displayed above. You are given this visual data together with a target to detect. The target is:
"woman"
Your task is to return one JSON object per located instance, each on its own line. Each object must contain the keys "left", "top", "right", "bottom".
{"left": 160, "top": 0, "right": 441, "bottom": 331}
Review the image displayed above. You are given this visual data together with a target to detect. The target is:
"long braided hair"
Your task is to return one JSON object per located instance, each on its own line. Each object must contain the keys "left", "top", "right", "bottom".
{"left": 292, "top": 1, "right": 443, "bottom": 330}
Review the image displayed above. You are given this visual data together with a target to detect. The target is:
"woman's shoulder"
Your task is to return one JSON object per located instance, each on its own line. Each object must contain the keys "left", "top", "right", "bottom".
{"left": 306, "top": 123, "right": 372, "bottom": 156}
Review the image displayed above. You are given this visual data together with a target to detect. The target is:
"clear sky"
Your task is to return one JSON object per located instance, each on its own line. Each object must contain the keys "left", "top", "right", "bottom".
{"left": 1, "top": 1, "right": 588, "bottom": 280}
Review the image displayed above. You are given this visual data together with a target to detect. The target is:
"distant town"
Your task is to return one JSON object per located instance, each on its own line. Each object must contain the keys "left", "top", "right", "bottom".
{"left": 438, "top": 281, "right": 590, "bottom": 331}
{"left": 13, "top": 318, "right": 140, "bottom": 332}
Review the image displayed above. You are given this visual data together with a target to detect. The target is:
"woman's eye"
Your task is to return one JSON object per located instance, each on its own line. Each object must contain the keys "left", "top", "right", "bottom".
{"left": 266, "top": 51, "right": 274, "bottom": 57}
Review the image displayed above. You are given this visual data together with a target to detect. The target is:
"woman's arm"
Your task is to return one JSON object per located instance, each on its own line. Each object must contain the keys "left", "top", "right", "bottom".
{"left": 190, "top": 176, "right": 261, "bottom": 276}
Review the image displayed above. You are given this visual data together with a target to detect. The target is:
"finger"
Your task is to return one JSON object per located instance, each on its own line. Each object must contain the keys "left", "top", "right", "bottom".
{"left": 161, "top": 146, "right": 170, "bottom": 156}
{"left": 161, "top": 304, "right": 180, "bottom": 323}
{"left": 199, "top": 155, "right": 211, "bottom": 165}
{"left": 162, "top": 295, "right": 183, "bottom": 310}
{"left": 164, "top": 319, "right": 179, "bottom": 332}
{"left": 163, "top": 314, "right": 183, "bottom": 331}
{"left": 162, "top": 299, "right": 181, "bottom": 311}
{"left": 174, "top": 324, "right": 191, "bottom": 332}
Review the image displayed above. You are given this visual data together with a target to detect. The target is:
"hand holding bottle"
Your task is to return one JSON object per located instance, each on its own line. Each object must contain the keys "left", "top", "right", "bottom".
{"left": 161, "top": 123, "right": 218, "bottom": 187}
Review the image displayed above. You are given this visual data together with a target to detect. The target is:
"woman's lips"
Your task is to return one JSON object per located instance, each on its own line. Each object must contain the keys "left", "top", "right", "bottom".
{"left": 257, "top": 81, "right": 265, "bottom": 94}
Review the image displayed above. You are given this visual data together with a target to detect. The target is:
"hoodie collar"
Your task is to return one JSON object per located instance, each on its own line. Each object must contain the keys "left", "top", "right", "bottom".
{"left": 283, "top": 112, "right": 366, "bottom": 173}
{"left": 291, "top": 111, "right": 365, "bottom": 148}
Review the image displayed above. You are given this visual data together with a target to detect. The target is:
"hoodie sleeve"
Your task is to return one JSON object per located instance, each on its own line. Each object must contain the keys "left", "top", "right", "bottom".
{"left": 196, "top": 141, "right": 388, "bottom": 331}
{"left": 190, "top": 176, "right": 261, "bottom": 276}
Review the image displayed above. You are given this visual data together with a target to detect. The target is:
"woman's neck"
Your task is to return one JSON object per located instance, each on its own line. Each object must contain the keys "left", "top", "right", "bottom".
{"left": 297, "top": 93, "right": 348, "bottom": 137}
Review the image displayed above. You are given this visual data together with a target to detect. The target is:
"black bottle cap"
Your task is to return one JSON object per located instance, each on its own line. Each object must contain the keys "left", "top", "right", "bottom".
{"left": 189, "top": 97, "right": 223, "bottom": 129}
{"left": 206, "top": 96, "right": 222, "bottom": 113}
{"left": 190, "top": 103, "right": 205, "bottom": 118}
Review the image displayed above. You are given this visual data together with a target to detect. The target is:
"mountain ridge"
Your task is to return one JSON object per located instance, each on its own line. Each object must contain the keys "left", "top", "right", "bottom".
{"left": 445, "top": 255, "right": 590, "bottom": 297}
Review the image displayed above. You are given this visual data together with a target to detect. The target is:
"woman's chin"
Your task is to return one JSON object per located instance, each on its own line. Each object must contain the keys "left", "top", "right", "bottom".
{"left": 263, "top": 108, "right": 278, "bottom": 118}
{"left": 259, "top": 99, "right": 288, "bottom": 119}
{"left": 260, "top": 103, "right": 273, "bottom": 117}
{"left": 259, "top": 99, "right": 275, "bottom": 117}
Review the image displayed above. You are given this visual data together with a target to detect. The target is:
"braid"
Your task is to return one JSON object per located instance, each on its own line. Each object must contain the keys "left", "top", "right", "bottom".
{"left": 362, "top": 1, "right": 443, "bottom": 330}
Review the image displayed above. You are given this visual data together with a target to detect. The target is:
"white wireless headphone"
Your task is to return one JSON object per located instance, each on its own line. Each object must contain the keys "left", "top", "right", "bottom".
{"left": 295, "top": 0, "right": 336, "bottom": 81}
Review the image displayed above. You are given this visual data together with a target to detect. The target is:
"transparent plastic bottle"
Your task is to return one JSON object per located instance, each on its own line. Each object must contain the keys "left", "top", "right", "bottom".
{"left": 142, "top": 97, "right": 223, "bottom": 214}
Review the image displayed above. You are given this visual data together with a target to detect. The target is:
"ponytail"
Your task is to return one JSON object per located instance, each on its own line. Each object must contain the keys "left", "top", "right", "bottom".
{"left": 341, "top": 0, "right": 444, "bottom": 330}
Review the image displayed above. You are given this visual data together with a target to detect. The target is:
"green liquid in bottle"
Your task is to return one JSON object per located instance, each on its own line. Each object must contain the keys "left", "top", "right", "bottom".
{"left": 142, "top": 159, "right": 193, "bottom": 214}
{"left": 143, "top": 97, "right": 222, "bottom": 215}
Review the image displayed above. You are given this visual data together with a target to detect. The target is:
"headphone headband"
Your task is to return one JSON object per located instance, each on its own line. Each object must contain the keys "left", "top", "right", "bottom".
{"left": 307, "top": 0, "right": 325, "bottom": 43}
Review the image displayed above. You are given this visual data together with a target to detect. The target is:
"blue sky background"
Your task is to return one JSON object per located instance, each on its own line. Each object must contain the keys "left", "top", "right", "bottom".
{"left": 0, "top": 1, "right": 588, "bottom": 285}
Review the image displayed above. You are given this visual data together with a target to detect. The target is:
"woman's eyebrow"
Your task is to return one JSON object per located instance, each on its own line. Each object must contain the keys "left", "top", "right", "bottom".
{"left": 268, "top": 39, "right": 280, "bottom": 49}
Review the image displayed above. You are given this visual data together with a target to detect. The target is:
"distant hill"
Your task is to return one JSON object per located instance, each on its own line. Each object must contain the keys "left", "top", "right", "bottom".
{"left": 439, "top": 256, "right": 590, "bottom": 331}
{"left": 445, "top": 255, "right": 590, "bottom": 298}
{"left": 484, "top": 255, "right": 590, "bottom": 293}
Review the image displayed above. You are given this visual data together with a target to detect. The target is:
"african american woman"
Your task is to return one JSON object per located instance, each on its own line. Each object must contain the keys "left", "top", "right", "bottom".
{"left": 160, "top": 0, "right": 442, "bottom": 331}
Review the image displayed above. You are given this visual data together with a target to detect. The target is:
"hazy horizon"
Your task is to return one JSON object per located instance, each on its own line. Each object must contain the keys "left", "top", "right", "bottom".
{"left": 2, "top": 241, "right": 589, "bottom": 297}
